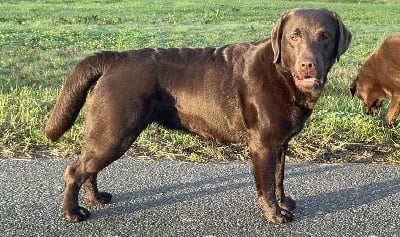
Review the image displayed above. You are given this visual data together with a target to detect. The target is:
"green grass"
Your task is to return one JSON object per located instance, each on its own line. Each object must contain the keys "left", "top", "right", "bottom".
{"left": 1, "top": 0, "right": 400, "bottom": 163}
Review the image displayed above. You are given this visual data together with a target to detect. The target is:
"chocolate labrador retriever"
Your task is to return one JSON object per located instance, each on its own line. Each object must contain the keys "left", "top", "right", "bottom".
{"left": 46, "top": 8, "right": 351, "bottom": 224}
{"left": 350, "top": 35, "right": 400, "bottom": 126}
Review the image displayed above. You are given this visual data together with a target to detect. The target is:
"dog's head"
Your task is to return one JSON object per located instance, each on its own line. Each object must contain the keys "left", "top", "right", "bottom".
{"left": 350, "top": 69, "right": 388, "bottom": 116}
{"left": 271, "top": 8, "right": 352, "bottom": 93}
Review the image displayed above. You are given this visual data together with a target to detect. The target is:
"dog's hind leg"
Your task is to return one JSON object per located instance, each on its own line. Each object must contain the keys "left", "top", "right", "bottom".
{"left": 63, "top": 112, "right": 150, "bottom": 222}
{"left": 63, "top": 88, "right": 155, "bottom": 222}
{"left": 81, "top": 111, "right": 148, "bottom": 207}
{"left": 83, "top": 173, "right": 112, "bottom": 206}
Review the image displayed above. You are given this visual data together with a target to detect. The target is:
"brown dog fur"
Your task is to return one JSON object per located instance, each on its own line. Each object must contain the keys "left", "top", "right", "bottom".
{"left": 350, "top": 35, "right": 400, "bottom": 126}
{"left": 46, "top": 8, "right": 351, "bottom": 224}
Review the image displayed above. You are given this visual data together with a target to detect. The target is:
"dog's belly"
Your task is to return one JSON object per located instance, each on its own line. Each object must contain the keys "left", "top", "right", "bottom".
{"left": 176, "top": 108, "right": 249, "bottom": 145}
{"left": 182, "top": 88, "right": 248, "bottom": 144}
{"left": 153, "top": 90, "right": 248, "bottom": 145}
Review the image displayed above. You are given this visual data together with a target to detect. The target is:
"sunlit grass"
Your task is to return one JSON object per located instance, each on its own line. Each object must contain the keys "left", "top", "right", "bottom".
{"left": 1, "top": 0, "right": 399, "bottom": 163}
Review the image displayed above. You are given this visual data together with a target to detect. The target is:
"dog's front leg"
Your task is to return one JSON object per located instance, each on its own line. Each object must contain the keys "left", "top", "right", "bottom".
{"left": 275, "top": 142, "right": 296, "bottom": 212}
{"left": 386, "top": 95, "right": 400, "bottom": 126}
{"left": 250, "top": 141, "right": 294, "bottom": 224}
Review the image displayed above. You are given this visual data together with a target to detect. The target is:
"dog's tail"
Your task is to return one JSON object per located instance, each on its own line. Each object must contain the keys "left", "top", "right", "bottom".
{"left": 45, "top": 51, "right": 116, "bottom": 142}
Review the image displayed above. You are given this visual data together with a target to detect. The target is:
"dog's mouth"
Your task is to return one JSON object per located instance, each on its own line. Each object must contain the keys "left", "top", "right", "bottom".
{"left": 292, "top": 75, "right": 322, "bottom": 92}
{"left": 365, "top": 99, "right": 382, "bottom": 115}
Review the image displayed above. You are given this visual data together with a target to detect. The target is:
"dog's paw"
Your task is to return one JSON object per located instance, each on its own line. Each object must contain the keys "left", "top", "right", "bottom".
{"left": 86, "top": 192, "right": 112, "bottom": 206}
{"left": 384, "top": 119, "right": 396, "bottom": 128}
{"left": 64, "top": 206, "right": 91, "bottom": 223}
{"left": 259, "top": 196, "right": 294, "bottom": 224}
{"left": 268, "top": 210, "right": 294, "bottom": 224}
{"left": 278, "top": 196, "right": 296, "bottom": 211}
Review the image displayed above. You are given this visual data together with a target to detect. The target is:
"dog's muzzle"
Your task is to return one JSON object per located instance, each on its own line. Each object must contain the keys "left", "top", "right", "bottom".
{"left": 365, "top": 99, "right": 382, "bottom": 115}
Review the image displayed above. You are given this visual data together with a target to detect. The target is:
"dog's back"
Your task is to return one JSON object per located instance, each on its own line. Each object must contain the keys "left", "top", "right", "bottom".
{"left": 377, "top": 35, "right": 400, "bottom": 70}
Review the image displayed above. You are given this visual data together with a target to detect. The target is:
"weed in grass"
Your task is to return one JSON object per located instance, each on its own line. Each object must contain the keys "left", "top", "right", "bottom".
{"left": 201, "top": 8, "right": 224, "bottom": 24}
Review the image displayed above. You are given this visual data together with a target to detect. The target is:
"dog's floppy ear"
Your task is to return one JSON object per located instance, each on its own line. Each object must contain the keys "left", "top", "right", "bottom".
{"left": 349, "top": 80, "right": 357, "bottom": 98}
{"left": 271, "top": 11, "right": 290, "bottom": 64}
{"left": 331, "top": 11, "right": 352, "bottom": 61}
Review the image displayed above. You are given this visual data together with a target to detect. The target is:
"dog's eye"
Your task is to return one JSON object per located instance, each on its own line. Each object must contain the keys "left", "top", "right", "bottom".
{"left": 290, "top": 31, "right": 302, "bottom": 42}
{"left": 318, "top": 31, "right": 329, "bottom": 41}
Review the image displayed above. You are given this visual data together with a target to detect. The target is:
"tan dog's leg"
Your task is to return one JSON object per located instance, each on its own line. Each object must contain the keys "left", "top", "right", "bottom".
{"left": 386, "top": 95, "right": 400, "bottom": 126}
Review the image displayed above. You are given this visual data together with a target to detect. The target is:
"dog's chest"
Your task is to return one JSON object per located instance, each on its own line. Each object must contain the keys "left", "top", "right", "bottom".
{"left": 288, "top": 103, "right": 312, "bottom": 138}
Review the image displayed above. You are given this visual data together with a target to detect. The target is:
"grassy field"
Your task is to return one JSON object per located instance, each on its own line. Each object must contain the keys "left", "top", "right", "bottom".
{"left": 1, "top": 0, "right": 400, "bottom": 163}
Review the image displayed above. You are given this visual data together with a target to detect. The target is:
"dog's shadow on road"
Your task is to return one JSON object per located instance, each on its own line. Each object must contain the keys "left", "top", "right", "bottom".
{"left": 291, "top": 164, "right": 400, "bottom": 220}
{"left": 91, "top": 164, "right": 400, "bottom": 222}
{"left": 92, "top": 169, "right": 255, "bottom": 220}
{"left": 297, "top": 174, "right": 400, "bottom": 220}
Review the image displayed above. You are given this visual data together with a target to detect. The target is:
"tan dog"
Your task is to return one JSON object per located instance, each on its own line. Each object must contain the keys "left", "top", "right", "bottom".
{"left": 46, "top": 8, "right": 351, "bottom": 224}
{"left": 350, "top": 35, "right": 400, "bottom": 126}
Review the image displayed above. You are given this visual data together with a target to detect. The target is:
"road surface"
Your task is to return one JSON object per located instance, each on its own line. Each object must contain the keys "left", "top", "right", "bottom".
{"left": 0, "top": 158, "right": 399, "bottom": 236}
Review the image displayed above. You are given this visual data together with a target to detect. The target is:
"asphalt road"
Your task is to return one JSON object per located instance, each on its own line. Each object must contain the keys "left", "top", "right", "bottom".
{"left": 1, "top": 158, "right": 399, "bottom": 236}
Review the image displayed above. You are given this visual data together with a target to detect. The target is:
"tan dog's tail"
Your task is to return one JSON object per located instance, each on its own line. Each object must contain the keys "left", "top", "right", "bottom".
{"left": 45, "top": 51, "right": 115, "bottom": 142}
